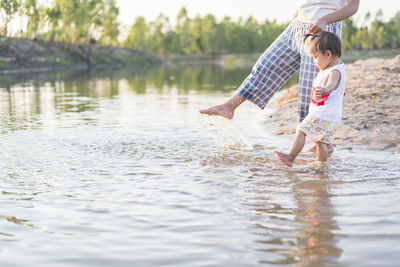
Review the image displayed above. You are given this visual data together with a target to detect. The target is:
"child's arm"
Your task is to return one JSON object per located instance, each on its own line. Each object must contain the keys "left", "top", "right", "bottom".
{"left": 314, "top": 70, "right": 341, "bottom": 99}
{"left": 307, "top": 0, "right": 360, "bottom": 34}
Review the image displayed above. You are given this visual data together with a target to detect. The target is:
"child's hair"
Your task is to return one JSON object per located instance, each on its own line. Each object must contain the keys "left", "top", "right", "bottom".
{"left": 303, "top": 31, "right": 342, "bottom": 58}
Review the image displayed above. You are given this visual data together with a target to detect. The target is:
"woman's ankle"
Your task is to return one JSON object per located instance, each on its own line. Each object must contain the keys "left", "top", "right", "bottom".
{"left": 226, "top": 95, "right": 245, "bottom": 109}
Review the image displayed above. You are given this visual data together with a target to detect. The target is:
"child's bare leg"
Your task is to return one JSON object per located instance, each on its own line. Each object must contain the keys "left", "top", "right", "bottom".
{"left": 199, "top": 94, "right": 245, "bottom": 120}
{"left": 307, "top": 143, "right": 334, "bottom": 155}
{"left": 315, "top": 141, "right": 329, "bottom": 162}
{"left": 274, "top": 131, "right": 306, "bottom": 167}
{"left": 288, "top": 130, "right": 307, "bottom": 158}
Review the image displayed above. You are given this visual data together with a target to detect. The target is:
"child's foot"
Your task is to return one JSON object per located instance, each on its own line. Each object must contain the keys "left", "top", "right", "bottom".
{"left": 310, "top": 160, "right": 328, "bottom": 168}
{"left": 199, "top": 104, "right": 234, "bottom": 120}
{"left": 307, "top": 144, "right": 334, "bottom": 155}
{"left": 273, "top": 151, "right": 294, "bottom": 167}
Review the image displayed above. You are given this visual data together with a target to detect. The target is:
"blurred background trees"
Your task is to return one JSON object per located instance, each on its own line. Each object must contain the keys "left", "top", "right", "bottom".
{"left": 1, "top": 2, "right": 399, "bottom": 54}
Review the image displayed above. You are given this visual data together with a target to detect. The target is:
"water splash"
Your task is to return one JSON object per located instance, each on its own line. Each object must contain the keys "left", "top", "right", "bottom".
{"left": 201, "top": 116, "right": 253, "bottom": 150}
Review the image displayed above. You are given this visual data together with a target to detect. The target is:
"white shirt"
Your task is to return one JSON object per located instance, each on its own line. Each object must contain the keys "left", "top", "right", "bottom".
{"left": 297, "top": 0, "right": 347, "bottom": 23}
{"left": 308, "top": 62, "right": 345, "bottom": 122}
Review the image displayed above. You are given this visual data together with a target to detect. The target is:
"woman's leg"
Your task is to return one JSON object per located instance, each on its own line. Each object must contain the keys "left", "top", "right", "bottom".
{"left": 200, "top": 22, "right": 301, "bottom": 119}
{"left": 199, "top": 94, "right": 245, "bottom": 119}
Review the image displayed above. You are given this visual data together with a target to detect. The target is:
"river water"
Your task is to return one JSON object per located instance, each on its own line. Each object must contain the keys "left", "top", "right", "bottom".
{"left": 0, "top": 65, "right": 399, "bottom": 266}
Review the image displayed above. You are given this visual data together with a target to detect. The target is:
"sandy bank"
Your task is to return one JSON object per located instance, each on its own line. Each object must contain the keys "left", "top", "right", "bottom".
{"left": 266, "top": 55, "right": 400, "bottom": 152}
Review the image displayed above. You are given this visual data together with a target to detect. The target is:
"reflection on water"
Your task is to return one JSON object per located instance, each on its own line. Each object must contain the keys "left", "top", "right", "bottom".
{"left": 0, "top": 65, "right": 399, "bottom": 266}
{"left": 293, "top": 175, "right": 341, "bottom": 266}
{"left": 0, "top": 65, "right": 254, "bottom": 132}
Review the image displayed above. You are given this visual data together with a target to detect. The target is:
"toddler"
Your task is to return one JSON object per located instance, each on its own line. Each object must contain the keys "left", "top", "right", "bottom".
{"left": 274, "top": 31, "right": 345, "bottom": 167}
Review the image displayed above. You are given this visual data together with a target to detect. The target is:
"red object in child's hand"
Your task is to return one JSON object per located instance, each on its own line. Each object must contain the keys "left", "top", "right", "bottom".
{"left": 311, "top": 86, "right": 330, "bottom": 106}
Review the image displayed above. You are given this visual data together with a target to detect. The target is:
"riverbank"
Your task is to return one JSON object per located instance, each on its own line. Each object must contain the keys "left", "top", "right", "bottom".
{"left": 165, "top": 49, "right": 400, "bottom": 68}
{"left": 265, "top": 55, "right": 400, "bottom": 152}
{"left": 2, "top": 38, "right": 399, "bottom": 73}
{"left": 0, "top": 38, "right": 162, "bottom": 73}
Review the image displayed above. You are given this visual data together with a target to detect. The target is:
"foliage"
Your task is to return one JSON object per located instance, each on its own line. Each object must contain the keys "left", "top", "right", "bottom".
{"left": 99, "top": 0, "right": 120, "bottom": 46}
{"left": 123, "top": 7, "right": 400, "bottom": 54}
{"left": 125, "top": 16, "right": 148, "bottom": 50}
{"left": 46, "top": 56, "right": 70, "bottom": 65}
{"left": 123, "top": 8, "right": 287, "bottom": 55}
{"left": 0, "top": 59, "right": 9, "bottom": 68}
{"left": 1, "top": 4, "right": 400, "bottom": 53}
{"left": 0, "top": 0, "right": 20, "bottom": 36}
{"left": 24, "top": 0, "right": 40, "bottom": 38}
{"left": 342, "top": 9, "right": 400, "bottom": 50}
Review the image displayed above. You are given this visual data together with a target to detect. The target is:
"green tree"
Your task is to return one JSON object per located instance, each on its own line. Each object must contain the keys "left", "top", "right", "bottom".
{"left": 163, "top": 30, "right": 180, "bottom": 54}
{"left": 43, "top": 3, "right": 62, "bottom": 41}
{"left": 369, "top": 9, "right": 385, "bottom": 48}
{"left": 24, "top": 0, "right": 40, "bottom": 38}
{"left": 342, "top": 18, "right": 358, "bottom": 49}
{"left": 147, "top": 14, "right": 172, "bottom": 54}
{"left": 176, "top": 7, "right": 195, "bottom": 54}
{"left": 0, "top": 0, "right": 20, "bottom": 36}
{"left": 352, "top": 27, "right": 369, "bottom": 49}
{"left": 219, "top": 16, "right": 234, "bottom": 52}
{"left": 50, "top": 0, "right": 103, "bottom": 42}
{"left": 191, "top": 15, "right": 204, "bottom": 52}
{"left": 72, "top": 0, "right": 104, "bottom": 42}
{"left": 200, "top": 14, "right": 218, "bottom": 53}
{"left": 214, "top": 16, "right": 230, "bottom": 53}
{"left": 226, "top": 18, "right": 251, "bottom": 52}
{"left": 99, "top": 0, "right": 120, "bottom": 46}
{"left": 243, "top": 16, "right": 260, "bottom": 52}
{"left": 375, "top": 26, "right": 386, "bottom": 48}
{"left": 5, "top": 2, "right": 400, "bottom": 53}
{"left": 386, "top": 11, "right": 400, "bottom": 48}
{"left": 125, "top": 16, "right": 148, "bottom": 50}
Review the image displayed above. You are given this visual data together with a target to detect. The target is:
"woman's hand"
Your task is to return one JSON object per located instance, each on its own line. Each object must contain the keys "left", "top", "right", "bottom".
{"left": 307, "top": 18, "right": 327, "bottom": 35}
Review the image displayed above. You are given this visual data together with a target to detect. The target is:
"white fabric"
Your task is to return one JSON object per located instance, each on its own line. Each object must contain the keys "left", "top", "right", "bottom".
{"left": 308, "top": 62, "right": 345, "bottom": 122}
{"left": 297, "top": 0, "right": 347, "bottom": 23}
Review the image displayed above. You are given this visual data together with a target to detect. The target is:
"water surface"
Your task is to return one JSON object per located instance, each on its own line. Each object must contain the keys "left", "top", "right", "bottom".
{"left": 0, "top": 65, "right": 399, "bottom": 266}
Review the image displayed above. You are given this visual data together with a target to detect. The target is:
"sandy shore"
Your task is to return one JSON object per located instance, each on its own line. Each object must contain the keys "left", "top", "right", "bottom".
{"left": 265, "top": 55, "right": 400, "bottom": 152}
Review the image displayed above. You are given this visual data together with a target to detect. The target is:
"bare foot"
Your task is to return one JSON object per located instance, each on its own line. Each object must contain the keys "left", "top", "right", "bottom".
{"left": 199, "top": 104, "right": 234, "bottom": 120}
{"left": 273, "top": 151, "right": 294, "bottom": 167}
{"left": 307, "top": 144, "right": 334, "bottom": 155}
{"left": 307, "top": 146, "right": 316, "bottom": 153}
{"left": 310, "top": 160, "right": 328, "bottom": 168}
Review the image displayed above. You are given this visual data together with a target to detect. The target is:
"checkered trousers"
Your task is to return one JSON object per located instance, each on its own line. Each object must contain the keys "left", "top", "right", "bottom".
{"left": 237, "top": 19, "right": 342, "bottom": 121}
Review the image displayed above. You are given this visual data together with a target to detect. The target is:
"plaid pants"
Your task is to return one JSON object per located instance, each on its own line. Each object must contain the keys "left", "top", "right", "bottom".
{"left": 237, "top": 19, "right": 342, "bottom": 121}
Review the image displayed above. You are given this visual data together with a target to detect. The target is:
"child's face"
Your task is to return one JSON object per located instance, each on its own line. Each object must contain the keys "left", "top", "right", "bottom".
{"left": 308, "top": 48, "right": 331, "bottom": 70}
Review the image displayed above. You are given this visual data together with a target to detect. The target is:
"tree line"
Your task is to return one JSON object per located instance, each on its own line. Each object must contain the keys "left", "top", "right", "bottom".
{"left": 1, "top": 2, "right": 400, "bottom": 53}
{"left": 0, "top": 0, "right": 119, "bottom": 45}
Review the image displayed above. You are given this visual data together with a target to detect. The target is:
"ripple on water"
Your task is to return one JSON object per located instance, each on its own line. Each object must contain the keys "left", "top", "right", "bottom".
{"left": 1, "top": 80, "right": 400, "bottom": 266}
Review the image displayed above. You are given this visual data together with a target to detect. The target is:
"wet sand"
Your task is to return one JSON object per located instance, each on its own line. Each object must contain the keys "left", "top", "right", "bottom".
{"left": 265, "top": 55, "right": 400, "bottom": 152}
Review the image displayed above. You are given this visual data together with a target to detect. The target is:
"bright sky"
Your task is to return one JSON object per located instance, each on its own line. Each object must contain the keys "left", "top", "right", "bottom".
{"left": 116, "top": 0, "right": 400, "bottom": 27}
